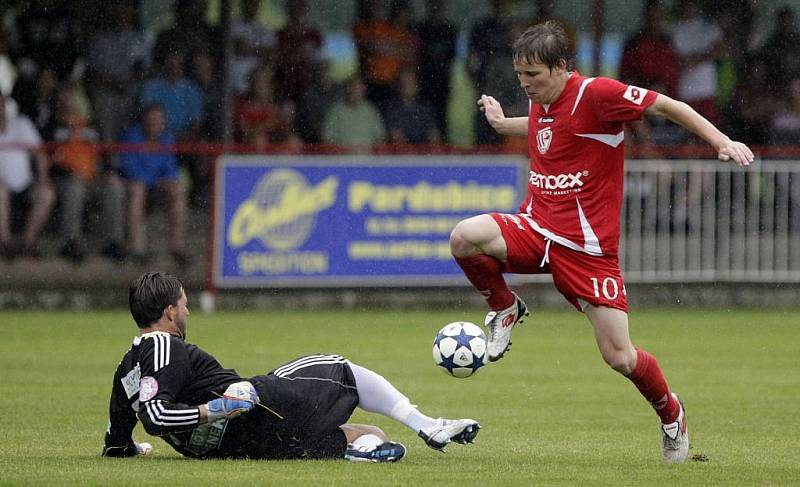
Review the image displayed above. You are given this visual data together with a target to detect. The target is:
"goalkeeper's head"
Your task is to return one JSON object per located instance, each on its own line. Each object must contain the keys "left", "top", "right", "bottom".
{"left": 129, "top": 272, "right": 189, "bottom": 339}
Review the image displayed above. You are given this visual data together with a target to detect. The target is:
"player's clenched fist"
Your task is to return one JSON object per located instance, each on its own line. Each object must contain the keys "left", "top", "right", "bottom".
{"left": 206, "top": 381, "right": 260, "bottom": 420}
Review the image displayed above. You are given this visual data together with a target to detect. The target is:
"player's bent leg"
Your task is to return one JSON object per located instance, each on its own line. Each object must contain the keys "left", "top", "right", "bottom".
{"left": 451, "top": 214, "right": 525, "bottom": 355}
{"left": 449, "top": 214, "right": 507, "bottom": 259}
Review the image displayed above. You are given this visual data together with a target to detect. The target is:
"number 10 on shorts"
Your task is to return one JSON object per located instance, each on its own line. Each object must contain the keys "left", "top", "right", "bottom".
{"left": 590, "top": 277, "right": 627, "bottom": 300}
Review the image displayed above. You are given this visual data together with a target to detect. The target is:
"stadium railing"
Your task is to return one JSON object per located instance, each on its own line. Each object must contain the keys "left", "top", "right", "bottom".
{"left": 620, "top": 159, "right": 800, "bottom": 282}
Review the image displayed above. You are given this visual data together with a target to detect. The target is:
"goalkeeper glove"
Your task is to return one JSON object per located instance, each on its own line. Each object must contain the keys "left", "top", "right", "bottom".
{"left": 206, "top": 381, "right": 259, "bottom": 421}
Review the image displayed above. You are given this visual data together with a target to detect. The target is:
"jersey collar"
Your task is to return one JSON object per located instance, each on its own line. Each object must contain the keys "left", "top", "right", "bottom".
{"left": 133, "top": 330, "right": 175, "bottom": 345}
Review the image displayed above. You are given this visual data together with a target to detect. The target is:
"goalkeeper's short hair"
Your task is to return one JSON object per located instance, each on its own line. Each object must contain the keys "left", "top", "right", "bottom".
{"left": 129, "top": 272, "right": 184, "bottom": 328}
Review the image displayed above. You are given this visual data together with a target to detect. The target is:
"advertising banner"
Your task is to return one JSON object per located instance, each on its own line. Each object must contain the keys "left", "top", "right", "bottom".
{"left": 213, "top": 156, "right": 524, "bottom": 287}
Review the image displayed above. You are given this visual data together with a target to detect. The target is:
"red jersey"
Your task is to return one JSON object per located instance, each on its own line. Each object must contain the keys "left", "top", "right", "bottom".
{"left": 519, "top": 74, "right": 658, "bottom": 257}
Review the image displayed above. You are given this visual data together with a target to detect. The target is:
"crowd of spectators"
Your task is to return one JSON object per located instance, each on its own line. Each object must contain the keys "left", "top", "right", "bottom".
{"left": 620, "top": 0, "right": 800, "bottom": 154}
{"left": 0, "top": 0, "right": 798, "bottom": 263}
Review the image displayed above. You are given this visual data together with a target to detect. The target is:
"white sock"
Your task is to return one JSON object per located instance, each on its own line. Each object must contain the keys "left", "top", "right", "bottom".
{"left": 350, "top": 433, "right": 383, "bottom": 448}
{"left": 348, "top": 361, "right": 437, "bottom": 433}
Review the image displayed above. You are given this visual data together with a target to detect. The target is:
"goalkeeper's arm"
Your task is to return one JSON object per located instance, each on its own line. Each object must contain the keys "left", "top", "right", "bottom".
{"left": 138, "top": 381, "right": 260, "bottom": 435}
{"left": 103, "top": 365, "right": 154, "bottom": 457}
{"left": 202, "top": 381, "right": 260, "bottom": 422}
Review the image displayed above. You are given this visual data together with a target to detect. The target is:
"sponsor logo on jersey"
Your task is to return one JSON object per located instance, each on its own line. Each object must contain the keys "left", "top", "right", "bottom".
{"left": 538, "top": 117, "right": 555, "bottom": 123}
{"left": 139, "top": 376, "right": 159, "bottom": 402}
{"left": 623, "top": 85, "right": 648, "bottom": 105}
{"left": 529, "top": 170, "right": 588, "bottom": 190}
{"left": 536, "top": 127, "right": 552, "bottom": 154}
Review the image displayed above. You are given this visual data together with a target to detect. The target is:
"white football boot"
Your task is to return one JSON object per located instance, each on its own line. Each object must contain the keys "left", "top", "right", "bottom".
{"left": 661, "top": 394, "right": 689, "bottom": 463}
{"left": 484, "top": 292, "right": 529, "bottom": 361}
{"left": 418, "top": 418, "right": 481, "bottom": 452}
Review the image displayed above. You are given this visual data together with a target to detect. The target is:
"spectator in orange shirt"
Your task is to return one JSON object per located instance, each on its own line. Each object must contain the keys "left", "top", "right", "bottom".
{"left": 50, "top": 86, "right": 125, "bottom": 262}
{"left": 354, "top": 0, "right": 419, "bottom": 115}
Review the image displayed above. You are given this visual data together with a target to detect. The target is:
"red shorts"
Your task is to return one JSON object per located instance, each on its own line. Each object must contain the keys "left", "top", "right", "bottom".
{"left": 491, "top": 213, "right": 628, "bottom": 313}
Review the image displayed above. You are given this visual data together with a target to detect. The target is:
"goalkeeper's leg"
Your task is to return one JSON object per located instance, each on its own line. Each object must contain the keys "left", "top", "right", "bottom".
{"left": 346, "top": 361, "right": 437, "bottom": 432}
{"left": 346, "top": 362, "right": 480, "bottom": 451}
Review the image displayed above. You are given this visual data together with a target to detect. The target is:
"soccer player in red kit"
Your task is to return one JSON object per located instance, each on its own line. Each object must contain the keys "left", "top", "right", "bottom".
{"left": 450, "top": 21, "right": 754, "bottom": 463}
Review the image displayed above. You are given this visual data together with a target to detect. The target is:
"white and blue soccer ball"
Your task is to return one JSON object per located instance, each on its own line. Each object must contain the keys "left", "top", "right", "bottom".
{"left": 432, "top": 321, "right": 487, "bottom": 378}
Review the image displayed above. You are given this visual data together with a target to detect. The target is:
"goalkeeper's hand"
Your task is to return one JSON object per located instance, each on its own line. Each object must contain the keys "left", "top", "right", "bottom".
{"left": 135, "top": 441, "right": 153, "bottom": 456}
{"left": 206, "top": 381, "right": 260, "bottom": 421}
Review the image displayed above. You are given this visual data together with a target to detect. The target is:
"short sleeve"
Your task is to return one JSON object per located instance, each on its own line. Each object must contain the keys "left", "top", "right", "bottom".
{"left": 589, "top": 77, "right": 659, "bottom": 123}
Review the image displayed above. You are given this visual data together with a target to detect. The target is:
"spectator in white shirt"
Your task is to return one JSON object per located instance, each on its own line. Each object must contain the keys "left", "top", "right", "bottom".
{"left": 0, "top": 93, "right": 55, "bottom": 259}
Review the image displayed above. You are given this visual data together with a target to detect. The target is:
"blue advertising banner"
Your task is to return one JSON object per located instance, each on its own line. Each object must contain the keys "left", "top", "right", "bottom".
{"left": 213, "top": 156, "right": 525, "bottom": 287}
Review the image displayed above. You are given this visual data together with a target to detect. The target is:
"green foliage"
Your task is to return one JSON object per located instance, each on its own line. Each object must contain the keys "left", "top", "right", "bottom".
{"left": 1, "top": 309, "right": 799, "bottom": 485}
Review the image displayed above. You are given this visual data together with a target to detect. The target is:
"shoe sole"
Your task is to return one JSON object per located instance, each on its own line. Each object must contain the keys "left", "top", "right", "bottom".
{"left": 451, "top": 423, "right": 481, "bottom": 444}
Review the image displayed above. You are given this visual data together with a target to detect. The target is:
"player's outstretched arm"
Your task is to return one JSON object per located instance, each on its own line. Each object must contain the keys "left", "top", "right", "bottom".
{"left": 477, "top": 95, "right": 528, "bottom": 137}
{"left": 645, "top": 93, "right": 754, "bottom": 166}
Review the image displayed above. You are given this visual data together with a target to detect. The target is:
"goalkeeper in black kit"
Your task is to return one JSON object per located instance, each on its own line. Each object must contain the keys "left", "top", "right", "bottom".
{"left": 102, "top": 272, "right": 480, "bottom": 462}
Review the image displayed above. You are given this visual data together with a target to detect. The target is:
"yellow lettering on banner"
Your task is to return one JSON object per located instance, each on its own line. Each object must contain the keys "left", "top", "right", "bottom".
{"left": 237, "top": 252, "right": 329, "bottom": 275}
{"left": 228, "top": 176, "right": 338, "bottom": 248}
{"left": 348, "top": 241, "right": 452, "bottom": 260}
{"left": 348, "top": 181, "right": 515, "bottom": 213}
{"left": 364, "top": 216, "right": 464, "bottom": 235}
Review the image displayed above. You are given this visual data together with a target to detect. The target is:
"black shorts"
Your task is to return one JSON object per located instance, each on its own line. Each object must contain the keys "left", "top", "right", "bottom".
{"left": 218, "top": 354, "right": 359, "bottom": 460}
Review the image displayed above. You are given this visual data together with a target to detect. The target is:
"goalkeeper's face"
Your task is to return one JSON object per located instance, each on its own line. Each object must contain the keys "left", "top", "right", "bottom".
{"left": 174, "top": 290, "right": 190, "bottom": 339}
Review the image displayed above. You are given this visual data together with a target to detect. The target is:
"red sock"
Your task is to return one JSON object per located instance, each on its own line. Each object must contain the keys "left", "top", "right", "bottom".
{"left": 627, "top": 348, "right": 680, "bottom": 424}
{"left": 454, "top": 255, "right": 515, "bottom": 310}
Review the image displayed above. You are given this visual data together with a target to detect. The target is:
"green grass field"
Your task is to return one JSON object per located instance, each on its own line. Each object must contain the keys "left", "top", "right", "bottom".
{"left": 1, "top": 308, "right": 799, "bottom": 486}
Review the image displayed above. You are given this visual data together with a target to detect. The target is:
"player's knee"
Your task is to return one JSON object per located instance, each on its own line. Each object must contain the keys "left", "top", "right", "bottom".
{"left": 449, "top": 221, "right": 470, "bottom": 256}
{"left": 602, "top": 349, "right": 636, "bottom": 375}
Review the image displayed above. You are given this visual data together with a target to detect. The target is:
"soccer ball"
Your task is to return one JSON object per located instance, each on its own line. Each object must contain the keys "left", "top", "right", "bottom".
{"left": 432, "top": 322, "right": 487, "bottom": 378}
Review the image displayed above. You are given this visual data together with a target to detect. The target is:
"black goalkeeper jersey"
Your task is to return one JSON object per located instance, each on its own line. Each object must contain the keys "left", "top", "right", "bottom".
{"left": 103, "top": 333, "right": 360, "bottom": 460}
{"left": 103, "top": 331, "right": 241, "bottom": 458}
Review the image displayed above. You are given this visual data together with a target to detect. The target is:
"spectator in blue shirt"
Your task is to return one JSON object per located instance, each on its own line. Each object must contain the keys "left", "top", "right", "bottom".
{"left": 140, "top": 49, "right": 203, "bottom": 139}
{"left": 119, "top": 104, "right": 188, "bottom": 265}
